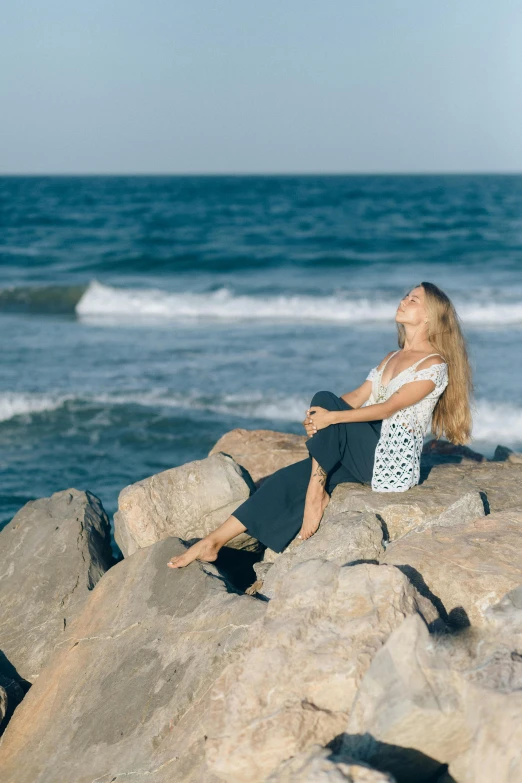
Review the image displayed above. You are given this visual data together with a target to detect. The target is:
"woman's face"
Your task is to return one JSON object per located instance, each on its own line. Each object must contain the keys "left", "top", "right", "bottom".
{"left": 395, "top": 286, "right": 426, "bottom": 323}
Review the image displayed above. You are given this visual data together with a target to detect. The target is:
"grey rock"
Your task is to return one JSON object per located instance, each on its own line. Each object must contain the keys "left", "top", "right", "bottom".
{"left": 422, "top": 438, "right": 485, "bottom": 465}
{"left": 493, "top": 444, "right": 522, "bottom": 464}
{"left": 0, "top": 488, "right": 114, "bottom": 683}
{"left": 114, "top": 452, "right": 260, "bottom": 557}
{"left": 0, "top": 537, "right": 265, "bottom": 783}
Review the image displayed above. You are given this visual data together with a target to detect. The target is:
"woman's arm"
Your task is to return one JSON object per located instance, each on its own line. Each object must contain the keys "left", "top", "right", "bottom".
{"left": 308, "top": 376, "right": 438, "bottom": 430}
{"left": 340, "top": 379, "right": 373, "bottom": 408}
{"left": 335, "top": 378, "right": 437, "bottom": 423}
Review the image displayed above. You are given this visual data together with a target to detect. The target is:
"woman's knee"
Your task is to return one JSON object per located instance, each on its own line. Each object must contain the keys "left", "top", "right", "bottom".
{"left": 310, "top": 390, "right": 338, "bottom": 408}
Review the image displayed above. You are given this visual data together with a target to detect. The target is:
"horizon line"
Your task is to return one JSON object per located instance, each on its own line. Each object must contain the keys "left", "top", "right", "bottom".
{"left": 1, "top": 170, "right": 522, "bottom": 177}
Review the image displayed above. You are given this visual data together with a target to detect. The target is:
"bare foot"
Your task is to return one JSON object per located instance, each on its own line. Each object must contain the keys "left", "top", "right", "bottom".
{"left": 167, "top": 538, "right": 220, "bottom": 569}
{"left": 298, "top": 492, "right": 330, "bottom": 541}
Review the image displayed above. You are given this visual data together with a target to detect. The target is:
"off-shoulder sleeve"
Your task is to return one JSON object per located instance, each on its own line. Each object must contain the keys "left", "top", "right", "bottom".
{"left": 411, "top": 362, "right": 448, "bottom": 392}
{"left": 366, "top": 367, "right": 377, "bottom": 382}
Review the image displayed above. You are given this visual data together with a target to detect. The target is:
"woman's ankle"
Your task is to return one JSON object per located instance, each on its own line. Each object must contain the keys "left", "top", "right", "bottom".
{"left": 306, "top": 488, "right": 328, "bottom": 504}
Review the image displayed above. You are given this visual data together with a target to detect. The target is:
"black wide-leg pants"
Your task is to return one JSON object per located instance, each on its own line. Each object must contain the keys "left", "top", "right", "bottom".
{"left": 232, "top": 391, "right": 383, "bottom": 553}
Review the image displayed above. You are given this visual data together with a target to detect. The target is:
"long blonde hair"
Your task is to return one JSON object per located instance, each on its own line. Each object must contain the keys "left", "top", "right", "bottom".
{"left": 396, "top": 282, "right": 473, "bottom": 445}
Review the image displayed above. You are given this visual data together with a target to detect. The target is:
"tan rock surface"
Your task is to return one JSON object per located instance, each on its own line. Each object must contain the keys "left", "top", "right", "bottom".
{"left": 0, "top": 538, "right": 265, "bottom": 783}
{"left": 343, "top": 590, "right": 522, "bottom": 783}
{"left": 0, "top": 489, "right": 114, "bottom": 684}
{"left": 205, "top": 561, "right": 439, "bottom": 782}
{"left": 343, "top": 614, "right": 470, "bottom": 783}
{"left": 327, "top": 481, "right": 485, "bottom": 542}
{"left": 258, "top": 509, "right": 385, "bottom": 599}
{"left": 325, "top": 459, "right": 522, "bottom": 542}
{"left": 382, "top": 510, "right": 522, "bottom": 627}
{"left": 114, "top": 452, "right": 259, "bottom": 557}
{"left": 453, "top": 685, "right": 522, "bottom": 783}
{"left": 251, "top": 460, "right": 522, "bottom": 598}
{"left": 209, "top": 427, "right": 308, "bottom": 484}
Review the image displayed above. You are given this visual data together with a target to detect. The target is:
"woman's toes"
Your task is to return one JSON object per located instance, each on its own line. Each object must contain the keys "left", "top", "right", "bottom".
{"left": 167, "top": 540, "right": 220, "bottom": 569}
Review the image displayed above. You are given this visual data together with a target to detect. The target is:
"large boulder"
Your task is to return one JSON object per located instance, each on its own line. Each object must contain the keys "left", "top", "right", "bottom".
{"left": 341, "top": 588, "right": 522, "bottom": 783}
{"left": 114, "top": 452, "right": 259, "bottom": 557}
{"left": 205, "top": 560, "right": 439, "bottom": 782}
{"left": 382, "top": 510, "right": 522, "bottom": 627}
{"left": 342, "top": 614, "right": 470, "bottom": 783}
{"left": 0, "top": 537, "right": 265, "bottom": 783}
{"left": 209, "top": 428, "right": 308, "bottom": 485}
{"left": 0, "top": 489, "right": 114, "bottom": 684}
{"left": 257, "top": 509, "right": 385, "bottom": 599}
{"left": 326, "top": 482, "right": 485, "bottom": 543}
{"left": 417, "top": 459, "right": 522, "bottom": 513}
{"left": 314, "top": 460, "right": 522, "bottom": 543}
{"left": 249, "top": 461, "right": 522, "bottom": 604}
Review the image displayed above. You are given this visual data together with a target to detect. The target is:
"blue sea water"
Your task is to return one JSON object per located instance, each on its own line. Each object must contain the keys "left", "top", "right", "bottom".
{"left": 1, "top": 175, "right": 521, "bottom": 544}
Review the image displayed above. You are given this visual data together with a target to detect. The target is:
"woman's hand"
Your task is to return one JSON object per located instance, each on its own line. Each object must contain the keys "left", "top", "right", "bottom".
{"left": 302, "top": 406, "right": 334, "bottom": 435}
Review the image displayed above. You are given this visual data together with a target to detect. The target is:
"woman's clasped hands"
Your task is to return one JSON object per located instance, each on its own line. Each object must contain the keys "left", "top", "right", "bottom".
{"left": 302, "top": 406, "right": 334, "bottom": 436}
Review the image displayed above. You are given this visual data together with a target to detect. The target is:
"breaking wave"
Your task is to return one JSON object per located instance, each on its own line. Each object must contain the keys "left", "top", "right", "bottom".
{"left": 1, "top": 280, "right": 521, "bottom": 324}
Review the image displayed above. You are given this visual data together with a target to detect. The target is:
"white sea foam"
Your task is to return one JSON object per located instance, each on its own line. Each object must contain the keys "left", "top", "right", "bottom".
{"left": 470, "top": 398, "right": 522, "bottom": 442}
{"left": 0, "top": 392, "right": 73, "bottom": 422}
{"left": 76, "top": 281, "right": 522, "bottom": 325}
{"left": 2, "top": 389, "right": 522, "bottom": 448}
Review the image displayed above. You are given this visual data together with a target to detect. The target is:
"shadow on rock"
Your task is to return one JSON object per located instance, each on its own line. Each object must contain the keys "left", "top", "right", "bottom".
{"left": 393, "top": 564, "right": 471, "bottom": 630}
{"left": 327, "top": 732, "right": 457, "bottom": 783}
{"left": 182, "top": 537, "right": 266, "bottom": 594}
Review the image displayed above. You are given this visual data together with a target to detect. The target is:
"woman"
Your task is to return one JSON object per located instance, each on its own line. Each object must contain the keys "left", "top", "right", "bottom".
{"left": 167, "top": 281, "right": 473, "bottom": 569}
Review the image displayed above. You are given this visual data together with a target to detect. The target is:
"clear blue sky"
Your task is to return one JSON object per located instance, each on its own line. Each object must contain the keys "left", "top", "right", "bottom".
{"left": 2, "top": 1, "right": 521, "bottom": 174}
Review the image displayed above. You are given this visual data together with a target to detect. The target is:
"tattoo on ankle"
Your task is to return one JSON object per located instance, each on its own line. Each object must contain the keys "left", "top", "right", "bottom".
{"left": 312, "top": 464, "right": 327, "bottom": 486}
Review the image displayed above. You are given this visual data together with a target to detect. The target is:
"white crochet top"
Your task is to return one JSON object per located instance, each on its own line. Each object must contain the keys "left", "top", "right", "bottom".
{"left": 361, "top": 349, "right": 449, "bottom": 492}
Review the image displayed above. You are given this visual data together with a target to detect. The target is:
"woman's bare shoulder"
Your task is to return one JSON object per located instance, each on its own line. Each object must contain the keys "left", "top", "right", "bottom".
{"left": 376, "top": 350, "right": 398, "bottom": 371}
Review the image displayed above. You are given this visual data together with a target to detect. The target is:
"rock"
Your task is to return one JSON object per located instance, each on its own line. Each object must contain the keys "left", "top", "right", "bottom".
{"left": 215, "top": 433, "right": 522, "bottom": 541}
{"left": 450, "top": 587, "right": 522, "bottom": 783}
{"left": 0, "top": 537, "right": 265, "bottom": 783}
{"left": 209, "top": 428, "right": 309, "bottom": 485}
{"left": 114, "top": 452, "right": 259, "bottom": 557}
{"left": 257, "top": 509, "right": 385, "bottom": 599}
{"left": 452, "top": 685, "right": 522, "bottom": 783}
{"left": 342, "top": 614, "right": 470, "bottom": 783}
{"left": 324, "top": 458, "right": 522, "bottom": 542}
{"left": 422, "top": 438, "right": 485, "bottom": 464}
{"left": 266, "top": 744, "right": 396, "bottom": 782}
{"left": 382, "top": 510, "right": 522, "bottom": 627}
{"left": 0, "top": 489, "right": 114, "bottom": 684}
{"left": 325, "top": 480, "right": 485, "bottom": 543}
{"left": 342, "top": 590, "right": 522, "bottom": 783}
{"left": 482, "top": 583, "right": 522, "bottom": 640}
{"left": 493, "top": 444, "right": 522, "bottom": 464}
{"left": 415, "top": 459, "right": 522, "bottom": 513}
{"left": 205, "top": 561, "right": 439, "bottom": 782}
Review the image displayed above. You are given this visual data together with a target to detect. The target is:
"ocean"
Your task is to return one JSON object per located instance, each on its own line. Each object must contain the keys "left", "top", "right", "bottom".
{"left": 1, "top": 174, "right": 521, "bottom": 549}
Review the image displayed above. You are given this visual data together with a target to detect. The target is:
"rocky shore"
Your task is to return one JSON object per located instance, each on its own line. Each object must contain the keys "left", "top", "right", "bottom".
{"left": 0, "top": 431, "right": 521, "bottom": 782}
